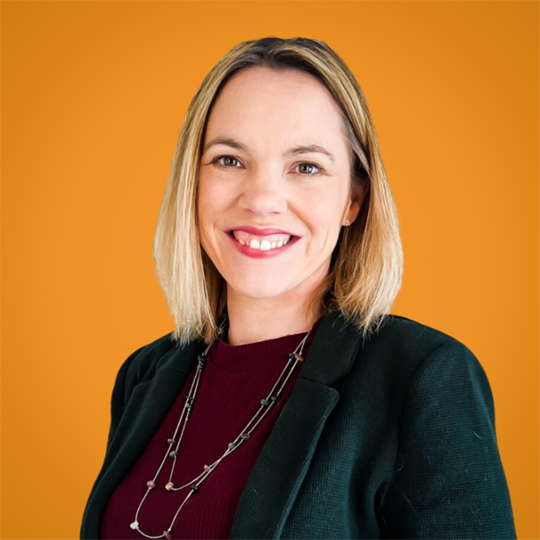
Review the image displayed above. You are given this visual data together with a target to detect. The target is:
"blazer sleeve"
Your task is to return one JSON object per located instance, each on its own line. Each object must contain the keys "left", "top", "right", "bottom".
{"left": 379, "top": 341, "right": 517, "bottom": 539}
{"left": 104, "top": 345, "right": 146, "bottom": 456}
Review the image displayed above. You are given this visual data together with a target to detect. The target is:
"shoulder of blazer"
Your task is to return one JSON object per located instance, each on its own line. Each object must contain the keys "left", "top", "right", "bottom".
{"left": 365, "top": 313, "right": 476, "bottom": 359}
{"left": 351, "top": 313, "right": 485, "bottom": 395}
{"left": 115, "top": 331, "right": 204, "bottom": 407}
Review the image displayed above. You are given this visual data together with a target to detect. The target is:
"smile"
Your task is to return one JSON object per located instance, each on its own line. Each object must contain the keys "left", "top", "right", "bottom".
{"left": 232, "top": 229, "right": 293, "bottom": 250}
{"left": 225, "top": 230, "right": 300, "bottom": 259}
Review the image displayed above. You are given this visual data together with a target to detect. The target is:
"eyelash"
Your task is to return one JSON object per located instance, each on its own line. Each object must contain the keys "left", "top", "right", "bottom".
{"left": 209, "top": 155, "right": 324, "bottom": 176}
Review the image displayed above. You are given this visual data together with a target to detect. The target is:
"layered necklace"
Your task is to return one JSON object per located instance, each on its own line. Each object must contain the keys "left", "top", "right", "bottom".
{"left": 129, "top": 312, "right": 312, "bottom": 539}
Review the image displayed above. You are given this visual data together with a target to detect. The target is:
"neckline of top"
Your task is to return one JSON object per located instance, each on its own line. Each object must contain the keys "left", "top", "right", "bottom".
{"left": 209, "top": 317, "right": 323, "bottom": 372}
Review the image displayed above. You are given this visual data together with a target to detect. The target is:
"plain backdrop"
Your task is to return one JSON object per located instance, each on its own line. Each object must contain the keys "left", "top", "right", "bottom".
{"left": 2, "top": 1, "right": 538, "bottom": 539}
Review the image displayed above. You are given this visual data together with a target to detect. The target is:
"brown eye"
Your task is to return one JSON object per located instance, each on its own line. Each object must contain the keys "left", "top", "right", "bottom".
{"left": 211, "top": 155, "right": 241, "bottom": 168}
{"left": 296, "top": 162, "right": 321, "bottom": 176}
{"left": 223, "top": 156, "right": 238, "bottom": 167}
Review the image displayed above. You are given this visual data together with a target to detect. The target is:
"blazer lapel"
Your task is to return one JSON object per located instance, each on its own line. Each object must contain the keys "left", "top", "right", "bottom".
{"left": 81, "top": 310, "right": 362, "bottom": 540}
{"left": 81, "top": 341, "right": 202, "bottom": 538}
{"left": 228, "top": 310, "right": 362, "bottom": 539}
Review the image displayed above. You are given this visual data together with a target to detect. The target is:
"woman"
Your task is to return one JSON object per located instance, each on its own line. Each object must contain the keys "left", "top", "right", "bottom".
{"left": 80, "top": 37, "right": 516, "bottom": 539}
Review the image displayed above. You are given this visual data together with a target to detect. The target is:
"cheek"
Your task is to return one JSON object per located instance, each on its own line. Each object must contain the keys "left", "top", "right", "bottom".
{"left": 197, "top": 175, "right": 233, "bottom": 236}
{"left": 198, "top": 176, "right": 220, "bottom": 218}
{"left": 197, "top": 179, "right": 214, "bottom": 242}
{"left": 197, "top": 174, "right": 211, "bottom": 211}
{"left": 304, "top": 195, "right": 336, "bottom": 229}
{"left": 305, "top": 198, "right": 343, "bottom": 248}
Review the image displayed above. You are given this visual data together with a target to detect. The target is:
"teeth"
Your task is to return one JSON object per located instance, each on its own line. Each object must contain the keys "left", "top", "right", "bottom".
{"left": 232, "top": 232, "right": 292, "bottom": 251}
{"left": 249, "top": 238, "right": 291, "bottom": 250}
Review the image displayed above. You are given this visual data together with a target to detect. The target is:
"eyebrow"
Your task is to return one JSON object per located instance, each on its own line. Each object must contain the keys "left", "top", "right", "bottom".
{"left": 202, "top": 136, "right": 336, "bottom": 164}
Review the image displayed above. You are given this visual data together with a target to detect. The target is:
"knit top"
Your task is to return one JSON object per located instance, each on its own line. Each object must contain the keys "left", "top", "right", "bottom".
{"left": 100, "top": 317, "right": 322, "bottom": 540}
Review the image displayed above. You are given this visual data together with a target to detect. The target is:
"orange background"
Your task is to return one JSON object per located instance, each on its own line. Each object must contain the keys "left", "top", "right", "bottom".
{"left": 2, "top": 1, "right": 538, "bottom": 539}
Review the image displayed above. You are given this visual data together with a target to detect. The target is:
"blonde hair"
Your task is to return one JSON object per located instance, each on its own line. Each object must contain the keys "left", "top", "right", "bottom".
{"left": 153, "top": 37, "right": 403, "bottom": 346}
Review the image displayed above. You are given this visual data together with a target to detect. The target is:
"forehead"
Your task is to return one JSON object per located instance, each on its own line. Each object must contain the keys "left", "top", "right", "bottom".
{"left": 203, "top": 66, "right": 348, "bottom": 154}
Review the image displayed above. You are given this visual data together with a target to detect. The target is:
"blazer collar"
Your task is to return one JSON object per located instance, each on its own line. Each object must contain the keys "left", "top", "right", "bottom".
{"left": 81, "top": 310, "right": 363, "bottom": 539}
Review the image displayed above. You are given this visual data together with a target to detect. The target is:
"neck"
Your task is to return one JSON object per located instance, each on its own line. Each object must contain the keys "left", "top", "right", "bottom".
{"left": 224, "top": 291, "right": 324, "bottom": 347}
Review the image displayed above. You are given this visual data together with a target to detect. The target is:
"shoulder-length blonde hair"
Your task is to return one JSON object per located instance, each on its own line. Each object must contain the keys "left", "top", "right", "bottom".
{"left": 153, "top": 36, "right": 403, "bottom": 346}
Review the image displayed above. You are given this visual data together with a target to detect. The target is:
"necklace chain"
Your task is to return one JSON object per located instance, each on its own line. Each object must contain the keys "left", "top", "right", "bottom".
{"left": 129, "top": 314, "right": 312, "bottom": 539}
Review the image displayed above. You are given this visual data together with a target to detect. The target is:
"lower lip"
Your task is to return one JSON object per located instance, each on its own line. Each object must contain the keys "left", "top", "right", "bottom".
{"left": 225, "top": 231, "right": 301, "bottom": 259}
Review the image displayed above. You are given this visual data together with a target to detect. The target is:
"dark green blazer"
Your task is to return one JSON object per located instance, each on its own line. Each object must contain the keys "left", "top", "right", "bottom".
{"left": 80, "top": 311, "right": 516, "bottom": 539}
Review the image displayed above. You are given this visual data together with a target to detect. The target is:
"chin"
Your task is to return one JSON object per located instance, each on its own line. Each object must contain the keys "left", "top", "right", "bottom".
{"left": 227, "top": 279, "right": 294, "bottom": 300}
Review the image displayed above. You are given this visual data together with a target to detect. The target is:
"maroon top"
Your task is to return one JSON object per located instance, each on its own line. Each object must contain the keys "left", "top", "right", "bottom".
{"left": 100, "top": 317, "right": 322, "bottom": 539}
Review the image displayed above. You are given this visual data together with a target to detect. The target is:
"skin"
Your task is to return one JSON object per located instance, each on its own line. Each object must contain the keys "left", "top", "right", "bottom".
{"left": 198, "top": 66, "right": 368, "bottom": 346}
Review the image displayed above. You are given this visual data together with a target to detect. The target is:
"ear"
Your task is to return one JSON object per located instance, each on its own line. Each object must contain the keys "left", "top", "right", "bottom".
{"left": 346, "top": 179, "right": 370, "bottom": 224}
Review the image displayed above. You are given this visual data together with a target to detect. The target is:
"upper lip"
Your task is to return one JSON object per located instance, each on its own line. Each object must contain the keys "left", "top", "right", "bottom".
{"left": 226, "top": 226, "right": 297, "bottom": 237}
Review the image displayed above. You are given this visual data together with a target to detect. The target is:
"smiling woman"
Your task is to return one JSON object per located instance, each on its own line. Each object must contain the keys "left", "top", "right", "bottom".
{"left": 196, "top": 65, "right": 370, "bottom": 344}
{"left": 80, "top": 37, "right": 516, "bottom": 540}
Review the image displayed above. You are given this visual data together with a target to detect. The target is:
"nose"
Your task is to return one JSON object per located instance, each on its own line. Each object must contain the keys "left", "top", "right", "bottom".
{"left": 237, "top": 164, "right": 288, "bottom": 216}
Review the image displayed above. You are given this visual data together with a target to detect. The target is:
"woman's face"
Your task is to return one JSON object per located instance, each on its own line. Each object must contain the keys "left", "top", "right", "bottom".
{"left": 198, "top": 66, "right": 367, "bottom": 305}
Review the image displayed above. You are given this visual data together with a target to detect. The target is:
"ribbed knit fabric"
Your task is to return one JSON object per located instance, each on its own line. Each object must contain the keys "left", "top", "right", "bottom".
{"left": 100, "top": 317, "right": 322, "bottom": 540}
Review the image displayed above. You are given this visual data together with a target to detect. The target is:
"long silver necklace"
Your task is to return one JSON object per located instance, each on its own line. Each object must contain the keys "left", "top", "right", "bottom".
{"left": 129, "top": 313, "right": 312, "bottom": 539}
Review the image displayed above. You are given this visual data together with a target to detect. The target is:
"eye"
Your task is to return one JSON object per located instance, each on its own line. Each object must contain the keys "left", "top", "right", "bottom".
{"left": 295, "top": 162, "right": 323, "bottom": 176}
{"left": 210, "top": 155, "right": 243, "bottom": 169}
{"left": 208, "top": 155, "right": 323, "bottom": 176}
